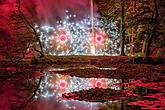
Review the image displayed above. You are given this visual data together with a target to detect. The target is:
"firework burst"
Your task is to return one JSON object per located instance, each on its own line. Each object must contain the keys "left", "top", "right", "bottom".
{"left": 36, "top": 11, "right": 120, "bottom": 56}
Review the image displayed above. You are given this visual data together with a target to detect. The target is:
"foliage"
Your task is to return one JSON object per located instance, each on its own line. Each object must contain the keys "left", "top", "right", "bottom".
{"left": 96, "top": 0, "right": 165, "bottom": 57}
{"left": 7, "top": 10, "right": 35, "bottom": 62}
{"left": 0, "top": 0, "right": 44, "bottom": 62}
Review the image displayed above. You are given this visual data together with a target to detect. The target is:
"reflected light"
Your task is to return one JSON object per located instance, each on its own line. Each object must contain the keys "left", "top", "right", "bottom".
{"left": 94, "top": 80, "right": 103, "bottom": 88}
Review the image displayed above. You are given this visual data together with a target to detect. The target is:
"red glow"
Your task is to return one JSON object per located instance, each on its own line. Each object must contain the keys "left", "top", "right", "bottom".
{"left": 59, "top": 80, "right": 67, "bottom": 89}
{"left": 58, "top": 35, "right": 68, "bottom": 43}
{"left": 94, "top": 80, "right": 103, "bottom": 88}
{"left": 95, "top": 34, "right": 104, "bottom": 44}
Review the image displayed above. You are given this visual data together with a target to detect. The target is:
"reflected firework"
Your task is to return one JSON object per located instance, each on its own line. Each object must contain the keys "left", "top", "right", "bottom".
{"left": 35, "top": 72, "right": 120, "bottom": 109}
{"left": 94, "top": 80, "right": 103, "bottom": 88}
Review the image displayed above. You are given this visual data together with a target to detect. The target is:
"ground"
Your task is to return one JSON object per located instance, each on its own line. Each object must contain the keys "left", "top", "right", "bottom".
{"left": 0, "top": 55, "right": 165, "bottom": 110}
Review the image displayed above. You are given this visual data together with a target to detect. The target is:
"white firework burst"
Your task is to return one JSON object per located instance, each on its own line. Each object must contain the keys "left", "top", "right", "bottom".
{"left": 36, "top": 11, "right": 120, "bottom": 56}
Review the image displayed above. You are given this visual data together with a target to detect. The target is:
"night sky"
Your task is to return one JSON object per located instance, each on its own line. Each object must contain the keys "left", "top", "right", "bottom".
{"left": 0, "top": 0, "right": 98, "bottom": 28}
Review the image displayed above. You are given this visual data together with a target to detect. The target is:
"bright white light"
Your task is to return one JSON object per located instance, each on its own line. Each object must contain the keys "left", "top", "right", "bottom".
{"left": 91, "top": 45, "right": 95, "bottom": 54}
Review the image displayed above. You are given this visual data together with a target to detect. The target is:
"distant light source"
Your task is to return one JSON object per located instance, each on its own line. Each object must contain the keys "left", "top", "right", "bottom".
{"left": 58, "top": 35, "right": 68, "bottom": 43}
{"left": 95, "top": 35, "right": 103, "bottom": 44}
{"left": 95, "top": 80, "right": 103, "bottom": 88}
{"left": 59, "top": 80, "right": 68, "bottom": 89}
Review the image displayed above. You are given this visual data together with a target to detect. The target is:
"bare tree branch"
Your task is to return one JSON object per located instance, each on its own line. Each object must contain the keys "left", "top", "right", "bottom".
{"left": 17, "top": 0, "right": 44, "bottom": 57}
{"left": 23, "top": 76, "right": 43, "bottom": 110}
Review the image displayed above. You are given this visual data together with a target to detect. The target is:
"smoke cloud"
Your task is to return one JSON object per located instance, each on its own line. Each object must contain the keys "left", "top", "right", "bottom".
{"left": 0, "top": 0, "right": 97, "bottom": 25}
{"left": 23, "top": 0, "right": 97, "bottom": 24}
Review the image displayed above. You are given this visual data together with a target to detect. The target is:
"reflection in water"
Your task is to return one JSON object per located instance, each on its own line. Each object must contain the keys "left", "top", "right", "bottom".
{"left": 34, "top": 71, "right": 120, "bottom": 110}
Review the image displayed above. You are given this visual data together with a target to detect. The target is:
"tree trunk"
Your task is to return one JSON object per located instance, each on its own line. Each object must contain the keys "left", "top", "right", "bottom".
{"left": 144, "top": 33, "right": 152, "bottom": 57}
{"left": 121, "top": 78, "right": 126, "bottom": 110}
{"left": 130, "top": 28, "right": 135, "bottom": 55}
{"left": 120, "top": 0, "right": 125, "bottom": 56}
{"left": 142, "top": 39, "right": 146, "bottom": 56}
{"left": 144, "top": 0, "right": 159, "bottom": 58}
